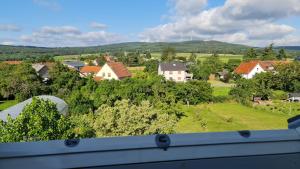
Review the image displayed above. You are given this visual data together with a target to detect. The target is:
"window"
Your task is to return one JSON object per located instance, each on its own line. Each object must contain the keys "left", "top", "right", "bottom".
{"left": 178, "top": 77, "right": 181, "bottom": 81}
{"left": 169, "top": 71, "right": 173, "bottom": 75}
{"left": 169, "top": 77, "right": 173, "bottom": 81}
{"left": 178, "top": 71, "right": 181, "bottom": 74}
{"left": 108, "top": 73, "right": 111, "bottom": 77}
{"left": 102, "top": 72, "right": 105, "bottom": 77}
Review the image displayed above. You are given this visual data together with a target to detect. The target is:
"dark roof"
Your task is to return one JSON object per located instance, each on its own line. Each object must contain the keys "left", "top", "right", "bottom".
{"left": 63, "top": 61, "right": 85, "bottom": 67}
{"left": 159, "top": 62, "right": 187, "bottom": 71}
{"left": 289, "top": 93, "right": 300, "bottom": 97}
{"left": 295, "top": 56, "right": 300, "bottom": 61}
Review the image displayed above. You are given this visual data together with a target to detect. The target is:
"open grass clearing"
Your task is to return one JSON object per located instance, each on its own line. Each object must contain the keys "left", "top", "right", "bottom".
{"left": 0, "top": 100, "right": 18, "bottom": 111}
{"left": 175, "top": 102, "right": 297, "bottom": 134}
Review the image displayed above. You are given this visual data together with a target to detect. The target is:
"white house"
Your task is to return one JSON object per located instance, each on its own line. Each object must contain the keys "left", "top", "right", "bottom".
{"left": 158, "top": 62, "right": 193, "bottom": 82}
{"left": 234, "top": 61, "right": 265, "bottom": 79}
{"left": 234, "top": 60, "right": 289, "bottom": 79}
{"left": 95, "top": 62, "right": 131, "bottom": 80}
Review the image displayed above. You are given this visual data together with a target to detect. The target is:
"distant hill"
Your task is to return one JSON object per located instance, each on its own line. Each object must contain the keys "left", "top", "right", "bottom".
{"left": 96, "top": 41, "right": 251, "bottom": 53}
{"left": 0, "top": 40, "right": 250, "bottom": 61}
{"left": 275, "top": 46, "right": 300, "bottom": 51}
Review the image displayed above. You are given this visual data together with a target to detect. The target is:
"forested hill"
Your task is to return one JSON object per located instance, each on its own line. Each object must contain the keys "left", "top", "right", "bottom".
{"left": 275, "top": 46, "right": 300, "bottom": 51}
{"left": 0, "top": 40, "right": 250, "bottom": 61}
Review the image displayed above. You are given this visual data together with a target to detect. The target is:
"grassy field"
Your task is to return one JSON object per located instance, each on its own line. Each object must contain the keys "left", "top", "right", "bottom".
{"left": 151, "top": 52, "right": 243, "bottom": 63}
{"left": 175, "top": 102, "right": 298, "bottom": 133}
{"left": 54, "top": 54, "right": 99, "bottom": 61}
{"left": 0, "top": 100, "right": 18, "bottom": 111}
{"left": 127, "top": 66, "right": 145, "bottom": 77}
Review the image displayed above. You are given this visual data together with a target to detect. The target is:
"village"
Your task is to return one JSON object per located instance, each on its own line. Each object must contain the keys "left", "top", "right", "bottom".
{"left": 1, "top": 45, "right": 300, "bottom": 141}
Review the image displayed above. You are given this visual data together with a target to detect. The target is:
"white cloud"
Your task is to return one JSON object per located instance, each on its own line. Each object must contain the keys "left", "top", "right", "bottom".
{"left": 0, "top": 41, "right": 15, "bottom": 45}
{"left": 90, "top": 22, "right": 108, "bottom": 30}
{"left": 140, "top": 0, "right": 300, "bottom": 46}
{"left": 169, "top": 0, "right": 207, "bottom": 17}
{"left": 0, "top": 24, "right": 22, "bottom": 32}
{"left": 32, "top": 0, "right": 61, "bottom": 11}
{"left": 20, "top": 25, "right": 125, "bottom": 47}
{"left": 40, "top": 26, "right": 81, "bottom": 35}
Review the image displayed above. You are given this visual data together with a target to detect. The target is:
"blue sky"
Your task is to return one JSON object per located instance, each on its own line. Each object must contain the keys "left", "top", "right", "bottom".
{"left": 0, "top": 0, "right": 299, "bottom": 47}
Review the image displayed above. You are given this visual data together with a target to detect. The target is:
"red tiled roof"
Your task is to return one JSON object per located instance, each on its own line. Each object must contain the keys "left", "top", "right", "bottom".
{"left": 234, "top": 60, "right": 260, "bottom": 74}
{"left": 80, "top": 66, "right": 102, "bottom": 74}
{"left": 107, "top": 62, "right": 131, "bottom": 79}
{"left": 234, "top": 60, "right": 291, "bottom": 74}
{"left": 2, "top": 61, "right": 23, "bottom": 65}
{"left": 93, "top": 77, "right": 103, "bottom": 82}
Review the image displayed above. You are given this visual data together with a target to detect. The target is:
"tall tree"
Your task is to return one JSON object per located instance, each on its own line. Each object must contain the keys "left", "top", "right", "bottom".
{"left": 276, "top": 48, "right": 287, "bottom": 60}
{"left": 261, "top": 44, "right": 276, "bottom": 60}
{"left": 189, "top": 52, "right": 197, "bottom": 63}
{"left": 243, "top": 48, "right": 257, "bottom": 61}
{"left": 161, "top": 47, "right": 176, "bottom": 61}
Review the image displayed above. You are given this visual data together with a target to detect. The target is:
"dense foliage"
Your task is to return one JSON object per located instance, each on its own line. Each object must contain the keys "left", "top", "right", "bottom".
{"left": 0, "top": 63, "right": 46, "bottom": 101}
{"left": 0, "top": 98, "right": 72, "bottom": 142}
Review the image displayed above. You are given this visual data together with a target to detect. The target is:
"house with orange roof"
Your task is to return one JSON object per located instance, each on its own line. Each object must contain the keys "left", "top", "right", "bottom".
{"left": 95, "top": 62, "right": 131, "bottom": 80}
{"left": 234, "top": 60, "right": 290, "bottom": 79}
{"left": 80, "top": 66, "right": 102, "bottom": 77}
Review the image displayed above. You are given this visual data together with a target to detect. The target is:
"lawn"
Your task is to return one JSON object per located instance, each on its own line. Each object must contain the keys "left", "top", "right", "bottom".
{"left": 151, "top": 52, "right": 243, "bottom": 63}
{"left": 0, "top": 100, "right": 18, "bottom": 111}
{"left": 175, "top": 102, "right": 296, "bottom": 133}
{"left": 127, "top": 66, "right": 145, "bottom": 77}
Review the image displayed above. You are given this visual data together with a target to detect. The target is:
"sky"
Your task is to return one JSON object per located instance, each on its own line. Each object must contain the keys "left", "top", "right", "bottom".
{"left": 0, "top": 0, "right": 300, "bottom": 47}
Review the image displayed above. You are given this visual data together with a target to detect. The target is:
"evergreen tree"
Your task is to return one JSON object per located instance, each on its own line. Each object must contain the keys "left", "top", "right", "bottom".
{"left": 276, "top": 48, "right": 287, "bottom": 60}
{"left": 261, "top": 44, "right": 276, "bottom": 60}
{"left": 243, "top": 48, "right": 257, "bottom": 61}
{"left": 161, "top": 47, "right": 176, "bottom": 61}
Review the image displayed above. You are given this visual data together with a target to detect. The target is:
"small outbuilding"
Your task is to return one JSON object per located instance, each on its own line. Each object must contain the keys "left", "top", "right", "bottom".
{"left": 288, "top": 93, "right": 300, "bottom": 102}
{"left": 0, "top": 95, "right": 68, "bottom": 122}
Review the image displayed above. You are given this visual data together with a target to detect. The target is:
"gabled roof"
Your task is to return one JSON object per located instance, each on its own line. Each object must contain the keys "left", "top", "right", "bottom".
{"left": 234, "top": 60, "right": 290, "bottom": 74}
{"left": 234, "top": 61, "right": 260, "bottom": 74}
{"left": 159, "top": 61, "right": 187, "bottom": 71}
{"left": 80, "top": 66, "right": 101, "bottom": 74}
{"left": 107, "top": 62, "right": 131, "bottom": 79}
{"left": 32, "top": 64, "right": 46, "bottom": 72}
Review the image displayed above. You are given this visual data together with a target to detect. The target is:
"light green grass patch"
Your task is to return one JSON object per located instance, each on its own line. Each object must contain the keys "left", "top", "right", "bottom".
{"left": 0, "top": 100, "right": 18, "bottom": 111}
{"left": 175, "top": 102, "right": 291, "bottom": 134}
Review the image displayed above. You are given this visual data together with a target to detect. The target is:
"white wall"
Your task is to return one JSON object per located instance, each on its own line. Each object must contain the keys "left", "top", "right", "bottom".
{"left": 158, "top": 66, "right": 188, "bottom": 82}
{"left": 96, "top": 64, "right": 119, "bottom": 80}
{"left": 243, "top": 64, "right": 265, "bottom": 79}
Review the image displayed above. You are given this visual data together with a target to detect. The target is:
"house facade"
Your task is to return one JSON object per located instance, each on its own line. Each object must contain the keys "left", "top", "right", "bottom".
{"left": 158, "top": 62, "right": 193, "bottom": 82}
{"left": 234, "top": 60, "right": 289, "bottom": 79}
{"left": 95, "top": 62, "right": 131, "bottom": 80}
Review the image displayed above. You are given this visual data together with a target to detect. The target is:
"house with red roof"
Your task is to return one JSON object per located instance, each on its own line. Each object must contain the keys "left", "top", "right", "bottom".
{"left": 95, "top": 62, "right": 131, "bottom": 80}
{"left": 80, "top": 66, "right": 102, "bottom": 77}
{"left": 234, "top": 60, "right": 290, "bottom": 79}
